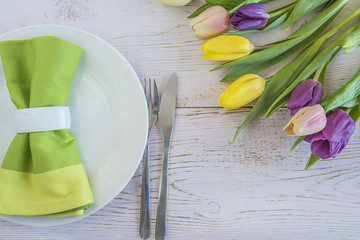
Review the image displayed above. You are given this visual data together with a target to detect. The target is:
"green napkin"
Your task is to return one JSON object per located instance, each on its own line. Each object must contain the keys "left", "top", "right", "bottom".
{"left": 0, "top": 36, "right": 94, "bottom": 218}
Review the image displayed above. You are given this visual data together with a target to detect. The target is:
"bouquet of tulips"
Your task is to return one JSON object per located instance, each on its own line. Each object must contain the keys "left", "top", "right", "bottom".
{"left": 188, "top": 0, "right": 360, "bottom": 169}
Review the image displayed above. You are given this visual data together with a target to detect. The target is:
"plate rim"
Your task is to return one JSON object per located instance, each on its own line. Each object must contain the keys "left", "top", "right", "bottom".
{"left": 0, "top": 24, "right": 148, "bottom": 226}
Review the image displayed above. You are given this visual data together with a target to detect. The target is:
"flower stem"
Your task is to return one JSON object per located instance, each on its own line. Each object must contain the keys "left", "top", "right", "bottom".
{"left": 313, "top": 64, "right": 325, "bottom": 82}
{"left": 268, "top": 1, "right": 297, "bottom": 19}
{"left": 265, "top": 76, "right": 273, "bottom": 82}
{"left": 254, "top": 44, "right": 275, "bottom": 51}
{"left": 317, "top": 7, "right": 360, "bottom": 45}
{"left": 345, "top": 107, "right": 352, "bottom": 114}
{"left": 228, "top": 2, "right": 245, "bottom": 15}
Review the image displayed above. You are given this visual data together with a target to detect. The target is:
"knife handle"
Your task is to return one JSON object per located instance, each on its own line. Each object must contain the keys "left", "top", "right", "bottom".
{"left": 155, "top": 143, "right": 170, "bottom": 240}
{"left": 139, "top": 144, "right": 151, "bottom": 239}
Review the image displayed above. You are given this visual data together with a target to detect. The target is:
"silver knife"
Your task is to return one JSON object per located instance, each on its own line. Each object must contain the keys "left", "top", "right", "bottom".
{"left": 155, "top": 72, "right": 177, "bottom": 240}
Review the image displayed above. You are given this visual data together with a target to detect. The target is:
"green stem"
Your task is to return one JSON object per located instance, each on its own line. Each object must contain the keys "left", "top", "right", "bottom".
{"left": 229, "top": 2, "right": 246, "bottom": 15}
{"left": 317, "top": 7, "right": 360, "bottom": 45}
{"left": 313, "top": 64, "right": 325, "bottom": 82}
{"left": 265, "top": 76, "right": 273, "bottom": 82}
{"left": 268, "top": 1, "right": 297, "bottom": 19}
{"left": 254, "top": 44, "right": 275, "bottom": 50}
{"left": 345, "top": 107, "right": 352, "bottom": 114}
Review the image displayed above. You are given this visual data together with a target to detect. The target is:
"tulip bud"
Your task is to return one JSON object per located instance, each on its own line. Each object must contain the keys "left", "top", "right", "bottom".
{"left": 202, "top": 35, "right": 253, "bottom": 61}
{"left": 287, "top": 80, "right": 323, "bottom": 115}
{"left": 190, "top": 6, "right": 230, "bottom": 38}
{"left": 230, "top": 3, "right": 269, "bottom": 30}
{"left": 156, "top": 0, "right": 192, "bottom": 6}
{"left": 219, "top": 74, "right": 265, "bottom": 109}
{"left": 283, "top": 105, "right": 326, "bottom": 136}
{"left": 305, "top": 109, "right": 355, "bottom": 159}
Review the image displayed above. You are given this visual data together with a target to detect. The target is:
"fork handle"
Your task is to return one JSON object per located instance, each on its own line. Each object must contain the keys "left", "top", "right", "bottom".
{"left": 139, "top": 144, "right": 151, "bottom": 239}
{"left": 155, "top": 144, "right": 170, "bottom": 240}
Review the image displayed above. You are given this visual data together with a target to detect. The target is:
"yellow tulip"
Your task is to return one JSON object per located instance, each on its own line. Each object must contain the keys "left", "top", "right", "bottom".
{"left": 219, "top": 74, "right": 265, "bottom": 109}
{"left": 202, "top": 35, "right": 253, "bottom": 61}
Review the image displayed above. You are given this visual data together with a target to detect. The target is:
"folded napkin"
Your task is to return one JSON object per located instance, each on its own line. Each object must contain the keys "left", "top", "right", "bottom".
{"left": 0, "top": 36, "right": 94, "bottom": 218}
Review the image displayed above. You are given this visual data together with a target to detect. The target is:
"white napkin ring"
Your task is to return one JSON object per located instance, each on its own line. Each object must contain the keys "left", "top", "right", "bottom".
{"left": 15, "top": 106, "right": 71, "bottom": 133}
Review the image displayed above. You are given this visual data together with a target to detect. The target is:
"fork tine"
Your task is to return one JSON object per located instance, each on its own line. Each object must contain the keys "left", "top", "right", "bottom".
{"left": 153, "top": 80, "right": 159, "bottom": 111}
{"left": 144, "top": 78, "right": 149, "bottom": 110}
{"left": 148, "top": 79, "right": 152, "bottom": 113}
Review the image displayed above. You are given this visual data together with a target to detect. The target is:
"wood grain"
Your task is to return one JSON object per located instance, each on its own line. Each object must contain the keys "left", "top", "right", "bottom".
{"left": 0, "top": 108, "right": 360, "bottom": 239}
{"left": 0, "top": 0, "right": 360, "bottom": 239}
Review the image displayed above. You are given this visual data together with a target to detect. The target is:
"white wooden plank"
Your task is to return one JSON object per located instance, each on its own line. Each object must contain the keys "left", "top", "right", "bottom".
{"left": 0, "top": 0, "right": 360, "bottom": 239}
{"left": 0, "top": 108, "right": 359, "bottom": 239}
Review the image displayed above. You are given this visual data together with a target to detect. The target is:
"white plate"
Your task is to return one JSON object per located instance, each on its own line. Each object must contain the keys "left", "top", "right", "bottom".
{"left": 0, "top": 25, "right": 148, "bottom": 226}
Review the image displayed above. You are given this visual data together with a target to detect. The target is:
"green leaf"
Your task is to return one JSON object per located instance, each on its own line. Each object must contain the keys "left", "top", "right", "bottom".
{"left": 269, "top": 0, "right": 347, "bottom": 44}
{"left": 349, "top": 100, "right": 360, "bottom": 122}
{"left": 324, "top": 0, "right": 338, "bottom": 8}
{"left": 225, "top": 29, "right": 261, "bottom": 35}
{"left": 188, "top": 0, "right": 248, "bottom": 18}
{"left": 318, "top": 48, "right": 341, "bottom": 86}
{"left": 342, "top": 28, "right": 360, "bottom": 53}
{"left": 282, "top": 0, "right": 330, "bottom": 29}
{"left": 266, "top": 25, "right": 356, "bottom": 117}
{"left": 320, "top": 88, "right": 342, "bottom": 106}
{"left": 266, "top": 41, "right": 342, "bottom": 118}
{"left": 265, "top": 94, "right": 290, "bottom": 118}
{"left": 304, "top": 154, "right": 321, "bottom": 170}
{"left": 226, "top": 11, "right": 290, "bottom": 35}
{"left": 221, "top": 19, "right": 333, "bottom": 82}
{"left": 290, "top": 136, "right": 306, "bottom": 154}
{"left": 265, "top": 44, "right": 341, "bottom": 118}
{"left": 231, "top": 11, "right": 340, "bottom": 142}
{"left": 207, "top": 0, "right": 246, "bottom": 8}
{"left": 324, "top": 68, "right": 360, "bottom": 111}
{"left": 188, "top": 3, "right": 214, "bottom": 18}
{"left": 340, "top": 97, "right": 358, "bottom": 108}
{"left": 263, "top": 13, "right": 290, "bottom": 29}
{"left": 268, "top": 0, "right": 298, "bottom": 18}
{"left": 213, "top": 0, "right": 348, "bottom": 71}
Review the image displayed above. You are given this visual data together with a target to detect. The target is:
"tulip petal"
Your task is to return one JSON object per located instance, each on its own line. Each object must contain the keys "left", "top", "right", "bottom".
{"left": 232, "top": 19, "right": 268, "bottom": 30}
{"left": 237, "top": 3, "right": 268, "bottom": 19}
{"left": 219, "top": 74, "right": 265, "bottom": 109}
{"left": 202, "top": 51, "right": 251, "bottom": 61}
{"left": 304, "top": 131, "right": 325, "bottom": 143}
{"left": 283, "top": 105, "right": 326, "bottom": 136}
{"left": 190, "top": 6, "right": 230, "bottom": 38}
{"left": 306, "top": 109, "right": 355, "bottom": 159}
{"left": 310, "top": 140, "right": 332, "bottom": 159}
{"left": 202, "top": 35, "right": 253, "bottom": 61}
{"left": 322, "top": 109, "right": 356, "bottom": 143}
{"left": 287, "top": 80, "right": 323, "bottom": 115}
{"left": 230, "top": 3, "right": 268, "bottom": 30}
{"left": 308, "top": 82, "right": 323, "bottom": 106}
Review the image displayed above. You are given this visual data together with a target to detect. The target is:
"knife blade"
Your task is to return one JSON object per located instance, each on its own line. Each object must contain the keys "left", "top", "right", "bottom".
{"left": 155, "top": 72, "right": 177, "bottom": 240}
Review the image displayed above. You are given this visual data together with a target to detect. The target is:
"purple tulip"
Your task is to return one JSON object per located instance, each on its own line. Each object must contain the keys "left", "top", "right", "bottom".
{"left": 287, "top": 80, "right": 323, "bottom": 115}
{"left": 230, "top": 3, "right": 269, "bottom": 30}
{"left": 305, "top": 109, "right": 355, "bottom": 159}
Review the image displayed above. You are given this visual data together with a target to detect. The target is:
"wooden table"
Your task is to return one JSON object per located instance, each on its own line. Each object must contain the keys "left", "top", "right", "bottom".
{"left": 0, "top": 0, "right": 360, "bottom": 239}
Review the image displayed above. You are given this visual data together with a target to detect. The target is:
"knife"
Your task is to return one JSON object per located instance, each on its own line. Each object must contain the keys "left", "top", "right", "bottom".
{"left": 155, "top": 72, "right": 177, "bottom": 240}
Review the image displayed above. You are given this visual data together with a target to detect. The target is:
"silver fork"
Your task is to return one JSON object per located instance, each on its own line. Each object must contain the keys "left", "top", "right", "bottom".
{"left": 139, "top": 78, "right": 159, "bottom": 239}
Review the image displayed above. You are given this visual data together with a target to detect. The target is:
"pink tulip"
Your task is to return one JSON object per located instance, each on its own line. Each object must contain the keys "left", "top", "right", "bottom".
{"left": 283, "top": 104, "right": 327, "bottom": 136}
{"left": 190, "top": 6, "right": 230, "bottom": 38}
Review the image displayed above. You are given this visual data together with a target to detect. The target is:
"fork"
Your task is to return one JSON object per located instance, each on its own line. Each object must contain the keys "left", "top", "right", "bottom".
{"left": 139, "top": 78, "right": 159, "bottom": 239}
